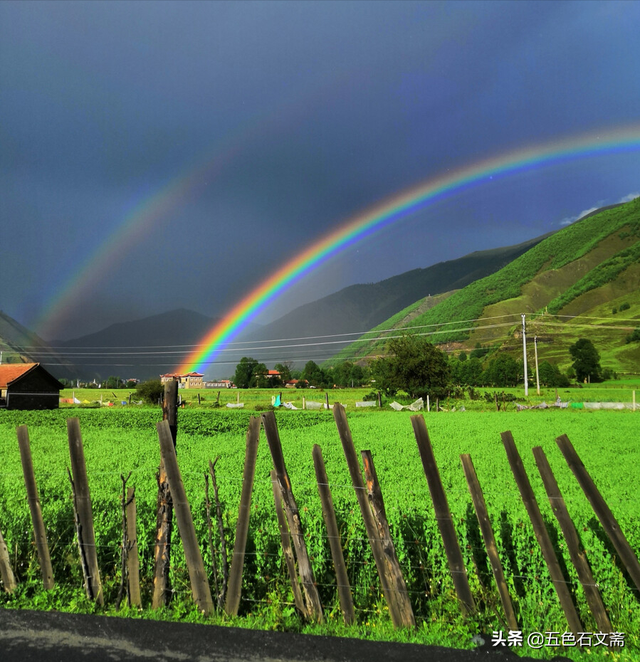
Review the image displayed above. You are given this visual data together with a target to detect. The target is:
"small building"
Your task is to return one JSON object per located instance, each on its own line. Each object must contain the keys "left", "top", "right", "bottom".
{"left": 205, "top": 379, "right": 234, "bottom": 388}
{"left": 0, "top": 363, "right": 64, "bottom": 410}
{"left": 160, "top": 371, "right": 204, "bottom": 389}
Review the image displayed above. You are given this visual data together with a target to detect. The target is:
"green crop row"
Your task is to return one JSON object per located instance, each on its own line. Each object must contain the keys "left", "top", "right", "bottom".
{"left": 0, "top": 410, "right": 638, "bottom": 659}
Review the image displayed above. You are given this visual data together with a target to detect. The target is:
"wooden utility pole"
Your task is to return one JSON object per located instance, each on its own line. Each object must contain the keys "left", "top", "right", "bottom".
{"left": 534, "top": 336, "right": 540, "bottom": 395}
{"left": 153, "top": 378, "right": 178, "bottom": 609}
{"left": 521, "top": 314, "right": 528, "bottom": 397}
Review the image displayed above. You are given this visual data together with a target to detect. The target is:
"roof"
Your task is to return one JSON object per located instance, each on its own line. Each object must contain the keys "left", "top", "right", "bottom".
{"left": 0, "top": 363, "right": 63, "bottom": 390}
{"left": 184, "top": 372, "right": 204, "bottom": 377}
{"left": 267, "top": 370, "right": 281, "bottom": 375}
{"left": 0, "top": 363, "right": 39, "bottom": 389}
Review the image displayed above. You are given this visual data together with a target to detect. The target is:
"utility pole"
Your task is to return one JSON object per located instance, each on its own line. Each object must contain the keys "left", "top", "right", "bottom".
{"left": 534, "top": 335, "right": 540, "bottom": 395}
{"left": 521, "top": 314, "right": 528, "bottom": 397}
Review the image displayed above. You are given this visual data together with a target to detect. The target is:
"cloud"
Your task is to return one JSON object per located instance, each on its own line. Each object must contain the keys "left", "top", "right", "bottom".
{"left": 559, "top": 206, "right": 599, "bottom": 226}
{"left": 617, "top": 192, "right": 640, "bottom": 204}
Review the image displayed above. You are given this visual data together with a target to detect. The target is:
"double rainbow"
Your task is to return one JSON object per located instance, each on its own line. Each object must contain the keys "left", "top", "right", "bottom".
{"left": 178, "top": 124, "right": 640, "bottom": 373}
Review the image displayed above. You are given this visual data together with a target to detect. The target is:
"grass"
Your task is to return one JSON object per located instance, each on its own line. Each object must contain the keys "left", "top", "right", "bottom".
{"left": 0, "top": 408, "right": 639, "bottom": 660}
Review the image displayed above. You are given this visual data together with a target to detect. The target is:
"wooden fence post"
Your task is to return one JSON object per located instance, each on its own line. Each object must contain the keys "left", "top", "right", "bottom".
{"left": 501, "top": 431, "right": 581, "bottom": 634}
{"left": 332, "top": 403, "right": 413, "bottom": 628}
{"left": 16, "top": 425, "right": 54, "bottom": 590}
{"left": 532, "top": 446, "right": 611, "bottom": 632}
{"left": 460, "top": 454, "right": 517, "bottom": 630}
{"left": 361, "top": 449, "right": 415, "bottom": 626}
{"left": 262, "top": 411, "right": 323, "bottom": 623}
{"left": 208, "top": 458, "right": 228, "bottom": 609}
{"left": 312, "top": 444, "right": 356, "bottom": 625}
{"left": 126, "top": 486, "right": 142, "bottom": 608}
{"left": 67, "top": 417, "right": 103, "bottom": 605}
{"left": 411, "top": 415, "right": 475, "bottom": 615}
{"left": 225, "top": 416, "right": 261, "bottom": 616}
{"left": 0, "top": 525, "right": 17, "bottom": 593}
{"left": 153, "top": 378, "right": 178, "bottom": 609}
{"left": 556, "top": 434, "right": 640, "bottom": 594}
{"left": 156, "top": 419, "right": 213, "bottom": 615}
{"left": 271, "top": 469, "right": 306, "bottom": 615}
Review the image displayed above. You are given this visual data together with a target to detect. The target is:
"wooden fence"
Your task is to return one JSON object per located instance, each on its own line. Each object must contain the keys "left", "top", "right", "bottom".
{"left": 1, "top": 403, "right": 639, "bottom": 637}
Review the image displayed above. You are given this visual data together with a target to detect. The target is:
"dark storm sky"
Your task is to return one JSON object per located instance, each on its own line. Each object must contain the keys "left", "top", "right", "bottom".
{"left": 1, "top": 1, "right": 639, "bottom": 340}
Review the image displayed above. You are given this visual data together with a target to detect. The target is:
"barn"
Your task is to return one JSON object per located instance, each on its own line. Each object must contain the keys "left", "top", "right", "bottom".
{"left": 0, "top": 363, "right": 64, "bottom": 410}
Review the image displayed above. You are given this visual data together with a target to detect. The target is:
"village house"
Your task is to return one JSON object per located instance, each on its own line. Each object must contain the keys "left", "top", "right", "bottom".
{"left": 0, "top": 363, "right": 64, "bottom": 410}
{"left": 160, "top": 371, "right": 204, "bottom": 389}
{"left": 205, "top": 379, "right": 234, "bottom": 388}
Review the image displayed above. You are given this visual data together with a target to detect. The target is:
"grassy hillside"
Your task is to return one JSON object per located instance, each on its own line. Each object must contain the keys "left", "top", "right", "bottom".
{"left": 332, "top": 198, "right": 640, "bottom": 373}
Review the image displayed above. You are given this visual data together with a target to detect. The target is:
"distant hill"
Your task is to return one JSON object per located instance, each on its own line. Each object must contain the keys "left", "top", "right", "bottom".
{"left": 53, "top": 308, "right": 261, "bottom": 381}
{"left": 245, "top": 233, "right": 552, "bottom": 362}
{"left": 333, "top": 198, "right": 640, "bottom": 376}
{"left": 0, "top": 311, "right": 75, "bottom": 380}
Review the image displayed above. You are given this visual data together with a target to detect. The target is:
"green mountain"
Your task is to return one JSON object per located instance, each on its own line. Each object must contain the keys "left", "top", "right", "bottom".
{"left": 247, "top": 233, "right": 552, "bottom": 348}
{"left": 333, "top": 198, "right": 640, "bottom": 376}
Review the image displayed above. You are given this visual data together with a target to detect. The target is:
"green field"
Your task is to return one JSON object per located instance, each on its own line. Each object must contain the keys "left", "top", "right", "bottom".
{"left": 59, "top": 382, "right": 640, "bottom": 411}
{"left": 0, "top": 407, "right": 638, "bottom": 659}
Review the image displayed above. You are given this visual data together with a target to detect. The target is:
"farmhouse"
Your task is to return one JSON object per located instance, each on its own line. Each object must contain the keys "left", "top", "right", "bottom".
{"left": 160, "top": 371, "right": 204, "bottom": 389}
{"left": 0, "top": 363, "right": 64, "bottom": 410}
{"left": 205, "top": 379, "right": 234, "bottom": 388}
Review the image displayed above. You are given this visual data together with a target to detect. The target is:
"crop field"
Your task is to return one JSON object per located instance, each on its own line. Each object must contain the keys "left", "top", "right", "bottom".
{"left": 59, "top": 382, "right": 640, "bottom": 411}
{"left": 0, "top": 408, "right": 638, "bottom": 659}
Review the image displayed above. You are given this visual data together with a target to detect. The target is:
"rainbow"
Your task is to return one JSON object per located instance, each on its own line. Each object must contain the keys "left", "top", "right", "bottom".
{"left": 178, "top": 124, "right": 640, "bottom": 373}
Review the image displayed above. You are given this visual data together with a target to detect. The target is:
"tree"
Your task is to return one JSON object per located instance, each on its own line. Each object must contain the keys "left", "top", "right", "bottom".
{"left": 106, "top": 375, "right": 123, "bottom": 389}
{"left": 569, "top": 338, "right": 602, "bottom": 382}
{"left": 136, "top": 379, "right": 163, "bottom": 405}
{"left": 537, "top": 361, "right": 570, "bottom": 388}
{"left": 274, "top": 363, "right": 292, "bottom": 383}
{"left": 302, "top": 360, "right": 331, "bottom": 388}
{"left": 234, "top": 357, "right": 260, "bottom": 389}
{"left": 483, "top": 354, "right": 519, "bottom": 387}
{"left": 371, "top": 335, "right": 450, "bottom": 399}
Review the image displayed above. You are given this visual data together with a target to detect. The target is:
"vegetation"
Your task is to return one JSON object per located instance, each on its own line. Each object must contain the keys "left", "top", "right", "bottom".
{"left": 333, "top": 197, "right": 640, "bottom": 365}
{"left": 0, "top": 409, "right": 638, "bottom": 659}
{"left": 135, "top": 379, "right": 164, "bottom": 405}
{"left": 371, "top": 335, "right": 450, "bottom": 399}
{"left": 569, "top": 338, "right": 602, "bottom": 383}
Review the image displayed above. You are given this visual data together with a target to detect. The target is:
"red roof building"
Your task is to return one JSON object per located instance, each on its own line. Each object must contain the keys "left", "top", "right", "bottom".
{"left": 0, "top": 363, "right": 64, "bottom": 410}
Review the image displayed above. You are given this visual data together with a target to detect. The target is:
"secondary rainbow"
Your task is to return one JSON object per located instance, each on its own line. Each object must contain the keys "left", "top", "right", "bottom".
{"left": 178, "top": 124, "right": 640, "bottom": 373}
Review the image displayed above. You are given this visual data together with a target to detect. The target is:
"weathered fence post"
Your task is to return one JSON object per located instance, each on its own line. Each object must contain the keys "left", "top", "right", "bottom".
{"left": 271, "top": 469, "right": 306, "bottom": 615}
{"left": 312, "top": 444, "right": 356, "bottom": 625}
{"left": 208, "top": 458, "right": 228, "bottom": 609}
{"left": 16, "top": 425, "right": 54, "bottom": 590}
{"left": 532, "top": 446, "right": 611, "bottom": 632}
{"left": 460, "top": 454, "right": 517, "bottom": 630}
{"left": 262, "top": 411, "right": 323, "bottom": 623}
{"left": 0, "top": 525, "right": 16, "bottom": 593}
{"left": 126, "top": 486, "right": 141, "bottom": 608}
{"left": 556, "top": 433, "right": 640, "bottom": 594}
{"left": 332, "top": 403, "right": 413, "bottom": 628}
{"left": 225, "top": 416, "right": 261, "bottom": 616}
{"left": 501, "top": 431, "right": 581, "bottom": 634}
{"left": 361, "top": 449, "right": 415, "bottom": 626}
{"left": 67, "top": 417, "right": 103, "bottom": 605}
{"left": 411, "top": 415, "right": 475, "bottom": 615}
{"left": 156, "top": 419, "right": 213, "bottom": 615}
{"left": 153, "top": 378, "right": 178, "bottom": 609}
